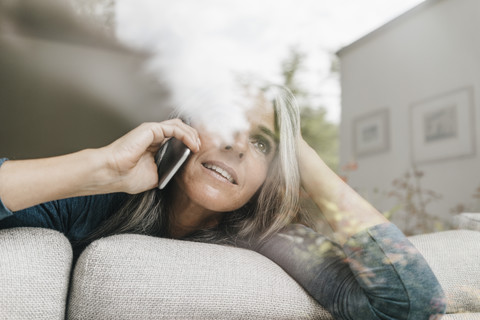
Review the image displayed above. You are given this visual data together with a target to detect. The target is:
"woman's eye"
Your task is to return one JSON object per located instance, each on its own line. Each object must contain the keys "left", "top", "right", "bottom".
{"left": 256, "top": 141, "right": 266, "bottom": 152}
{"left": 251, "top": 137, "right": 270, "bottom": 154}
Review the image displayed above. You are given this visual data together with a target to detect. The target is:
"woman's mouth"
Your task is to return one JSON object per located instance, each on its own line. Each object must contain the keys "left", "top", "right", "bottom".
{"left": 202, "top": 162, "right": 237, "bottom": 184}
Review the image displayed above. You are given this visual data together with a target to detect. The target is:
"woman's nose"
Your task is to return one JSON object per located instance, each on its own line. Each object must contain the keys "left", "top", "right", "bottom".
{"left": 224, "top": 132, "right": 248, "bottom": 159}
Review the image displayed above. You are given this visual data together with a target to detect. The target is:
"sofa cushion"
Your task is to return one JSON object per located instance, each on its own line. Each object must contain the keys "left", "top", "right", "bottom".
{"left": 0, "top": 227, "right": 72, "bottom": 319}
{"left": 68, "top": 234, "right": 332, "bottom": 319}
{"left": 409, "top": 230, "right": 480, "bottom": 314}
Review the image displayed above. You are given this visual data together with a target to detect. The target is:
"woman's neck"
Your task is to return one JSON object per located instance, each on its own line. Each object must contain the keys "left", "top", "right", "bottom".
{"left": 169, "top": 185, "right": 223, "bottom": 239}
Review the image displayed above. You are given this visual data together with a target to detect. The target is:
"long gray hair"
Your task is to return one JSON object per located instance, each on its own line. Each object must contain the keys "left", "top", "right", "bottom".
{"left": 85, "top": 85, "right": 313, "bottom": 247}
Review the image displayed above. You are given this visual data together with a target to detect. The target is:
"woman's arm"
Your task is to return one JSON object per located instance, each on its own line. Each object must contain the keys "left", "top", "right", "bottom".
{"left": 256, "top": 223, "right": 446, "bottom": 319}
{"left": 253, "top": 136, "right": 446, "bottom": 319}
{"left": 297, "top": 136, "right": 388, "bottom": 245}
{"left": 0, "top": 120, "right": 200, "bottom": 212}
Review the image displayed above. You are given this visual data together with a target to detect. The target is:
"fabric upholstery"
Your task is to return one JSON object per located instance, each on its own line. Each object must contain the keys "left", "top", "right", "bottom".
{"left": 409, "top": 230, "right": 480, "bottom": 314}
{"left": 0, "top": 227, "right": 72, "bottom": 319}
{"left": 68, "top": 234, "right": 332, "bottom": 320}
{"left": 2, "top": 227, "right": 480, "bottom": 319}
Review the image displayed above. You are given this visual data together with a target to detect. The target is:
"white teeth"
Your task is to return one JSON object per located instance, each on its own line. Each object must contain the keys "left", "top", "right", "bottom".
{"left": 203, "top": 163, "right": 235, "bottom": 183}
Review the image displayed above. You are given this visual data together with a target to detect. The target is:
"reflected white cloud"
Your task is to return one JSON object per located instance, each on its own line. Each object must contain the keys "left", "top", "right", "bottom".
{"left": 115, "top": 0, "right": 425, "bottom": 124}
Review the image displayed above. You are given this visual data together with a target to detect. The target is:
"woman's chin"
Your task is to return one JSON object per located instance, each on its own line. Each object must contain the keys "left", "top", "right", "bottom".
{"left": 187, "top": 184, "right": 244, "bottom": 212}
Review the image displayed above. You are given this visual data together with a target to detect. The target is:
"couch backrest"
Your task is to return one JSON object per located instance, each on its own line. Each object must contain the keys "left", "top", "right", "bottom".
{"left": 5, "top": 227, "right": 478, "bottom": 319}
{"left": 0, "top": 227, "right": 72, "bottom": 319}
{"left": 68, "top": 233, "right": 332, "bottom": 319}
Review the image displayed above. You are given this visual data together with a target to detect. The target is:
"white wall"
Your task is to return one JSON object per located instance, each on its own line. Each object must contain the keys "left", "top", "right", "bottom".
{"left": 337, "top": 0, "right": 480, "bottom": 232}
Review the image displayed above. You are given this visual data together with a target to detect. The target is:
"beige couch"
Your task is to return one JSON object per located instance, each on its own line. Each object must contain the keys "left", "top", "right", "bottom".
{"left": 1, "top": 225, "right": 479, "bottom": 319}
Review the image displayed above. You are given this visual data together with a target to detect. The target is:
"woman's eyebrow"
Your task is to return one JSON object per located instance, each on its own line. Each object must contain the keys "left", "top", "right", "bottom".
{"left": 259, "top": 126, "right": 279, "bottom": 143}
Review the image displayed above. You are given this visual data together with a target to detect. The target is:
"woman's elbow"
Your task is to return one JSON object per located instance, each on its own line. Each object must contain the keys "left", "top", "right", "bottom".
{"left": 406, "top": 275, "right": 447, "bottom": 319}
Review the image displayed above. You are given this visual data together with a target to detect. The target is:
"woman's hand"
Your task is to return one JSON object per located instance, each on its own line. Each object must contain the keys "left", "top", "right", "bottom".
{"left": 0, "top": 119, "right": 200, "bottom": 212}
{"left": 296, "top": 134, "right": 388, "bottom": 245}
{"left": 102, "top": 119, "right": 201, "bottom": 194}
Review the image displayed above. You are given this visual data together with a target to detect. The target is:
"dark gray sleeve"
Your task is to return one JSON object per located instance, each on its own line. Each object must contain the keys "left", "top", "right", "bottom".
{"left": 0, "top": 157, "right": 124, "bottom": 242}
{"left": 255, "top": 223, "right": 446, "bottom": 320}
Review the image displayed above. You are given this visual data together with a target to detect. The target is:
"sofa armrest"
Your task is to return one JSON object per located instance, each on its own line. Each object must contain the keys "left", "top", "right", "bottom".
{"left": 0, "top": 227, "right": 72, "bottom": 319}
{"left": 68, "top": 234, "right": 333, "bottom": 319}
{"left": 409, "top": 230, "right": 480, "bottom": 315}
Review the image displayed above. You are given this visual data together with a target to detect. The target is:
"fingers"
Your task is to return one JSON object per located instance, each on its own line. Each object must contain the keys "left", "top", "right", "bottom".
{"left": 147, "top": 119, "right": 201, "bottom": 153}
{"left": 101, "top": 119, "right": 200, "bottom": 194}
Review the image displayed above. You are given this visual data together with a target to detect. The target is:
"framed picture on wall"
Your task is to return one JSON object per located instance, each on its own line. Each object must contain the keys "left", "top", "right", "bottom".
{"left": 410, "top": 87, "right": 476, "bottom": 164}
{"left": 353, "top": 108, "right": 389, "bottom": 157}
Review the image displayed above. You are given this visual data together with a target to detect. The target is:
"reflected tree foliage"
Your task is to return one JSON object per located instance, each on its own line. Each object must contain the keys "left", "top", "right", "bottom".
{"left": 281, "top": 48, "right": 339, "bottom": 172}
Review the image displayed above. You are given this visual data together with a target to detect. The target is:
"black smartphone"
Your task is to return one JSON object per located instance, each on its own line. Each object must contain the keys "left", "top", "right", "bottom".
{"left": 155, "top": 138, "right": 191, "bottom": 189}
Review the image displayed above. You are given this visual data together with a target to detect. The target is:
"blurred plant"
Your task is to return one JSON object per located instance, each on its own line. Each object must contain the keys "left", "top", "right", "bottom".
{"left": 450, "top": 184, "right": 480, "bottom": 215}
{"left": 280, "top": 48, "right": 339, "bottom": 172}
{"left": 339, "top": 161, "right": 401, "bottom": 220}
{"left": 388, "top": 168, "right": 444, "bottom": 235}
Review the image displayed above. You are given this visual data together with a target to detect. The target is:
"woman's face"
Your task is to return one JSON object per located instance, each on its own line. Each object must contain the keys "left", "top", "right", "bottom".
{"left": 174, "top": 101, "right": 277, "bottom": 213}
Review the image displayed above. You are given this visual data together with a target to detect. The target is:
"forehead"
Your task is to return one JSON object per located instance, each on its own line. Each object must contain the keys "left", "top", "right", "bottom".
{"left": 246, "top": 95, "right": 275, "bottom": 132}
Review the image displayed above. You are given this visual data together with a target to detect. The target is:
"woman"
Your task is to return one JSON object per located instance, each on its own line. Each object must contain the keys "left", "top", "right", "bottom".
{"left": 0, "top": 86, "right": 445, "bottom": 319}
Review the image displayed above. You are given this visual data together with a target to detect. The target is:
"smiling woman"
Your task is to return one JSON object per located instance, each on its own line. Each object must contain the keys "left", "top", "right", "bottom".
{"left": 0, "top": 85, "right": 446, "bottom": 319}
{"left": 0, "top": 1, "right": 446, "bottom": 318}
{"left": 80, "top": 86, "right": 305, "bottom": 244}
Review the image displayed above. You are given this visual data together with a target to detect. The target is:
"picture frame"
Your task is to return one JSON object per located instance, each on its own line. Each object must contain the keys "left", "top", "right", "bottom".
{"left": 410, "top": 87, "right": 476, "bottom": 164}
{"left": 353, "top": 108, "right": 389, "bottom": 157}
